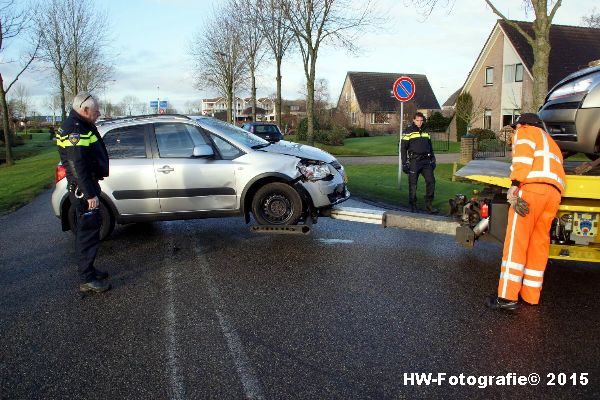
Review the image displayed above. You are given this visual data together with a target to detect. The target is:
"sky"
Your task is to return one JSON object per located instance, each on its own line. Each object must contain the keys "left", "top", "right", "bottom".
{"left": 2, "top": 0, "right": 597, "bottom": 115}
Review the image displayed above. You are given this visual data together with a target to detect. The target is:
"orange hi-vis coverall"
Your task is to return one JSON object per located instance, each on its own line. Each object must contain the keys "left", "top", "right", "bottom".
{"left": 498, "top": 125, "right": 566, "bottom": 304}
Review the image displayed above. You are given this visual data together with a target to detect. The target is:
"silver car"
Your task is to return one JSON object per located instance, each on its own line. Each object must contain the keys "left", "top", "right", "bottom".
{"left": 51, "top": 115, "right": 349, "bottom": 239}
{"left": 539, "top": 65, "right": 600, "bottom": 159}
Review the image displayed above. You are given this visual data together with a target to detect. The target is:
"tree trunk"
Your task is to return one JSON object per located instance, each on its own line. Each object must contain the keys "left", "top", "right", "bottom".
{"left": 0, "top": 74, "right": 14, "bottom": 166}
{"left": 251, "top": 72, "right": 257, "bottom": 122}
{"left": 227, "top": 82, "right": 233, "bottom": 124}
{"left": 531, "top": 20, "right": 551, "bottom": 111}
{"left": 306, "top": 54, "right": 317, "bottom": 146}
{"left": 59, "top": 70, "right": 67, "bottom": 122}
{"left": 306, "top": 77, "right": 315, "bottom": 146}
{"left": 276, "top": 57, "right": 282, "bottom": 126}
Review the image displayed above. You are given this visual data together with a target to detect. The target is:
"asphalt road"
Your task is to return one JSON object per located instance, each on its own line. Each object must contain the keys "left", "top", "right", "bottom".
{"left": 1, "top": 191, "right": 600, "bottom": 399}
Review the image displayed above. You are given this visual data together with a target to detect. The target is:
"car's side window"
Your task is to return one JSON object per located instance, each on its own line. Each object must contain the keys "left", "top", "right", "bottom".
{"left": 210, "top": 134, "right": 243, "bottom": 160}
{"left": 103, "top": 125, "right": 147, "bottom": 159}
{"left": 155, "top": 123, "right": 206, "bottom": 158}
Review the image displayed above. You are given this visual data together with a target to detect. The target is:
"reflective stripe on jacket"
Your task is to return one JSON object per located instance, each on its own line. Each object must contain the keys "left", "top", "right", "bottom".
{"left": 510, "top": 125, "right": 566, "bottom": 194}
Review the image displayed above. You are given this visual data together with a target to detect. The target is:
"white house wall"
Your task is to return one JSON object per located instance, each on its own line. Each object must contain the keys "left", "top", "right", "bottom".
{"left": 501, "top": 34, "right": 523, "bottom": 112}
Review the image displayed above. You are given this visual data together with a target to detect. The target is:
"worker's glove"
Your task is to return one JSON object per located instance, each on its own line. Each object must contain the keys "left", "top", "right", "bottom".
{"left": 513, "top": 197, "right": 530, "bottom": 217}
{"left": 402, "top": 163, "right": 410, "bottom": 174}
{"left": 506, "top": 185, "right": 519, "bottom": 202}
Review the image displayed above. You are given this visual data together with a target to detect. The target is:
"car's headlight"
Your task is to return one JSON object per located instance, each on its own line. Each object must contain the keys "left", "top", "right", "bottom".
{"left": 548, "top": 72, "right": 599, "bottom": 101}
{"left": 298, "top": 160, "right": 332, "bottom": 181}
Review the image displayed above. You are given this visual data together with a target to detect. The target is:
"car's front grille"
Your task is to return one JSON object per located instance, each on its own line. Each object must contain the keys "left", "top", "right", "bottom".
{"left": 543, "top": 101, "right": 581, "bottom": 110}
{"left": 546, "top": 122, "right": 578, "bottom": 141}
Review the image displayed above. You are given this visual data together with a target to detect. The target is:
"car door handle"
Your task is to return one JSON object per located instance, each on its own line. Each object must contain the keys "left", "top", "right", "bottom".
{"left": 157, "top": 165, "right": 174, "bottom": 174}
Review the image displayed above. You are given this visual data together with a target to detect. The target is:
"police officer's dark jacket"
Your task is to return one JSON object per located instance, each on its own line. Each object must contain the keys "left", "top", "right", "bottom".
{"left": 400, "top": 123, "right": 434, "bottom": 165}
{"left": 56, "top": 109, "right": 109, "bottom": 198}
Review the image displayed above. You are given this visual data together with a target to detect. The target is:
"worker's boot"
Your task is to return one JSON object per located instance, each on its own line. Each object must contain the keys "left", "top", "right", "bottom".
{"left": 426, "top": 201, "right": 439, "bottom": 214}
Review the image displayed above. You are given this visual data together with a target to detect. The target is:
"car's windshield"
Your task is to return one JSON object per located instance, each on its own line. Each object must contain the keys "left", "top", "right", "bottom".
{"left": 255, "top": 125, "right": 280, "bottom": 134}
{"left": 199, "top": 118, "right": 268, "bottom": 148}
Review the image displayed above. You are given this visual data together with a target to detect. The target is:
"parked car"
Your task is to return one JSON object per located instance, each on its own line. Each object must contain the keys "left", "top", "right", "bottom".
{"left": 241, "top": 122, "right": 284, "bottom": 142}
{"left": 52, "top": 115, "right": 349, "bottom": 239}
{"left": 539, "top": 64, "right": 600, "bottom": 160}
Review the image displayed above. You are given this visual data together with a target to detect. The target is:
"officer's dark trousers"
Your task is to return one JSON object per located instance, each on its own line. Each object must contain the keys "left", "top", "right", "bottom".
{"left": 69, "top": 192, "right": 102, "bottom": 283}
{"left": 408, "top": 158, "right": 435, "bottom": 206}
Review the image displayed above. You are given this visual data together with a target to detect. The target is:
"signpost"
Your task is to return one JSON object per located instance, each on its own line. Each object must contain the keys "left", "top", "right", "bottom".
{"left": 392, "top": 76, "right": 416, "bottom": 188}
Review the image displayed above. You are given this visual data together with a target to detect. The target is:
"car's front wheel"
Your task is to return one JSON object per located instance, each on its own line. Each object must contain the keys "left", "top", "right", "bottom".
{"left": 68, "top": 200, "right": 115, "bottom": 240}
{"left": 251, "top": 182, "right": 303, "bottom": 225}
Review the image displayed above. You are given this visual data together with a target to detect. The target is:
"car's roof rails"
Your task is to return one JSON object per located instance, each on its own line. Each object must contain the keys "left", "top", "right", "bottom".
{"left": 96, "top": 114, "right": 192, "bottom": 126}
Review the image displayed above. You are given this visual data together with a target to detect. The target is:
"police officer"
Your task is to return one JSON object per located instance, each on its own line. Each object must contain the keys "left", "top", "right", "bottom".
{"left": 401, "top": 112, "right": 438, "bottom": 214}
{"left": 56, "top": 92, "right": 111, "bottom": 293}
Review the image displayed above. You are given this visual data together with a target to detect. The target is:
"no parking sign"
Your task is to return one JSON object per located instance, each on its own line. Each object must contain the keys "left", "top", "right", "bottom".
{"left": 392, "top": 76, "right": 416, "bottom": 102}
{"left": 393, "top": 76, "right": 417, "bottom": 187}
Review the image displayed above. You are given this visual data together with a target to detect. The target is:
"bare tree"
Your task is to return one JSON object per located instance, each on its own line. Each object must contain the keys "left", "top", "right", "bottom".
{"left": 0, "top": 0, "right": 39, "bottom": 166}
{"left": 281, "top": 0, "right": 378, "bottom": 145}
{"left": 35, "top": 0, "right": 70, "bottom": 122}
{"left": 190, "top": 11, "right": 247, "bottom": 123}
{"left": 119, "top": 95, "right": 141, "bottom": 116}
{"left": 184, "top": 100, "right": 203, "bottom": 115}
{"left": 230, "top": 0, "right": 267, "bottom": 122}
{"left": 581, "top": 7, "right": 600, "bottom": 28}
{"left": 62, "top": 0, "right": 113, "bottom": 95}
{"left": 44, "top": 94, "right": 61, "bottom": 124}
{"left": 10, "top": 83, "right": 30, "bottom": 118}
{"left": 412, "top": 0, "right": 562, "bottom": 110}
{"left": 36, "top": 0, "right": 113, "bottom": 122}
{"left": 256, "top": 0, "right": 295, "bottom": 125}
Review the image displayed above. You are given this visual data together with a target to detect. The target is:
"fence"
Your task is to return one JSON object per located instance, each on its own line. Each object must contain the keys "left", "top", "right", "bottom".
{"left": 431, "top": 129, "right": 450, "bottom": 152}
{"left": 472, "top": 127, "right": 511, "bottom": 159}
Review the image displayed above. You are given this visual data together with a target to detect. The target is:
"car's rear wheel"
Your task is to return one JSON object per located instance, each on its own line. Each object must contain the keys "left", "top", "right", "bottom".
{"left": 68, "top": 200, "right": 115, "bottom": 241}
{"left": 251, "top": 182, "right": 303, "bottom": 225}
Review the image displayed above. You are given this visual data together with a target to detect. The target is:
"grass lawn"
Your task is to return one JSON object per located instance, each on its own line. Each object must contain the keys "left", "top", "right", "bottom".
{"left": 285, "top": 135, "right": 460, "bottom": 156}
{"left": 345, "top": 163, "right": 485, "bottom": 213}
{"left": 0, "top": 132, "right": 55, "bottom": 163}
{"left": 0, "top": 148, "right": 59, "bottom": 215}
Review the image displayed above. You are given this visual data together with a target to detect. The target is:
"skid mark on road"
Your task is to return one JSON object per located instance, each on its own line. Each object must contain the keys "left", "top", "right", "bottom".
{"left": 164, "top": 227, "right": 186, "bottom": 400}
{"left": 194, "top": 244, "right": 265, "bottom": 400}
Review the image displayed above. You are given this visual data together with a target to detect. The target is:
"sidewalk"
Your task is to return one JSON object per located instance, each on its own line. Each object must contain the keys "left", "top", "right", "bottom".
{"left": 338, "top": 153, "right": 460, "bottom": 165}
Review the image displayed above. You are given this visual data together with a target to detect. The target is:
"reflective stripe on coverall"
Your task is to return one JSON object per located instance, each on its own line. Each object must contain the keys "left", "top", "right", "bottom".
{"left": 497, "top": 124, "right": 565, "bottom": 304}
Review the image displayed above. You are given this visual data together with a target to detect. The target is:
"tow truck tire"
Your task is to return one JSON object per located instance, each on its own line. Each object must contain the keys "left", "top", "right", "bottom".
{"left": 251, "top": 182, "right": 302, "bottom": 225}
{"left": 67, "top": 200, "right": 115, "bottom": 241}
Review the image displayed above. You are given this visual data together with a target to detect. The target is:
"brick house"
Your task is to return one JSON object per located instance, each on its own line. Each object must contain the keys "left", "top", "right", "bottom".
{"left": 448, "top": 20, "right": 600, "bottom": 139}
{"left": 336, "top": 72, "right": 440, "bottom": 134}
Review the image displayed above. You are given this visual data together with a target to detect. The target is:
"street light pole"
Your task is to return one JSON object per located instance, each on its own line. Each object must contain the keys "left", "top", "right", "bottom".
{"left": 157, "top": 85, "right": 160, "bottom": 114}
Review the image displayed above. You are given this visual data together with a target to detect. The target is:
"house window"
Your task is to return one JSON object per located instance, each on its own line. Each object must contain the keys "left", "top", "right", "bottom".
{"left": 290, "top": 105, "right": 300, "bottom": 111}
{"left": 485, "top": 67, "right": 494, "bottom": 85}
{"left": 484, "top": 109, "right": 492, "bottom": 130}
{"left": 504, "top": 63, "right": 524, "bottom": 83}
{"left": 515, "top": 63, "right": 523, "bottom": 82}
{"left": 351, "top": 112, "right": 356, "bottom": 124}
{"left": 370, "top": 113, "right": 390, "bottom": 125}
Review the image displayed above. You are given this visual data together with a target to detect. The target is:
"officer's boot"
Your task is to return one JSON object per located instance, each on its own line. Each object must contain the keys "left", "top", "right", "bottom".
{"left": 426, "top": 201, "right": 439, "bottom": 214}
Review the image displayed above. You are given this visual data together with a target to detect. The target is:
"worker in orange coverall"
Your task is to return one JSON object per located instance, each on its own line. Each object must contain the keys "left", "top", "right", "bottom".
{"left": 486, "top": 113, "right": 566, "bottom": 311}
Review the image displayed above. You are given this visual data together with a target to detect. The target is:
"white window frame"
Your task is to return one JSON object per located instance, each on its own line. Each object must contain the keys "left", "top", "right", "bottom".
{"left": 515, "top": 63, "right": 524, "bottom": 82}
{"left": 485, "top": 67, "right": 494, "bottom": 86}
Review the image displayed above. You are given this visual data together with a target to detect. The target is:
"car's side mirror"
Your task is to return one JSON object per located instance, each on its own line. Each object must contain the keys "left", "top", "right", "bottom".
{"left": 192, "top": 144, "right": 214, "bottom": 158}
